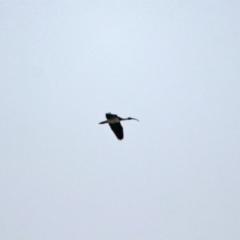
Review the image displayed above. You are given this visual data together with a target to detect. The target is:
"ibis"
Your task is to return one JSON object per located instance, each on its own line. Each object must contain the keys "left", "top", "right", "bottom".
{"left": 99, "top": 113, "right": 139, "bottom": 140}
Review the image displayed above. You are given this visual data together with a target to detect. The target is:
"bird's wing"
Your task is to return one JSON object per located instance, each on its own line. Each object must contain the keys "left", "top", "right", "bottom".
{"left": 106, "top": 113, "right": 117, "bottom": 120}
{"left": 109, "top": 123, "right": 124, "bottom": 140}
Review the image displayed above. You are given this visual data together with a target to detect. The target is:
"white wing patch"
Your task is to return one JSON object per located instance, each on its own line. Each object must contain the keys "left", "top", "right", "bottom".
{"left": 108, "top": 117, "right": 120, "bottom": 123}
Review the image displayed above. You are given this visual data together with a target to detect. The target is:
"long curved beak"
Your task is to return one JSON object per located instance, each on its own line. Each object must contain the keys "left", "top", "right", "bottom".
{"left": 131, "top": 118, "right": 139, "bottom": 121}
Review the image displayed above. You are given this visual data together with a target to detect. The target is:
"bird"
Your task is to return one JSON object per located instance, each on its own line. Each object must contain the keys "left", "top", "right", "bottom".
{"left": 99, "top": 113, "right": 139, "bottom": 140}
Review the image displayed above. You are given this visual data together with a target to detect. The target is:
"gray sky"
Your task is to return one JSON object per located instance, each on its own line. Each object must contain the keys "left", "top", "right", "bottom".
{"left": 1, "top": 1, "right": 240, "bottom": 239}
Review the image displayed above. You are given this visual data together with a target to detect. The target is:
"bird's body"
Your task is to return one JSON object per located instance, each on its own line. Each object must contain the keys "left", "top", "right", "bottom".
{"left": 106, "top": 113, "right": 120, "bottom": 123}
{"left": 99, "top": 113, "right": 139, "bottom": 140}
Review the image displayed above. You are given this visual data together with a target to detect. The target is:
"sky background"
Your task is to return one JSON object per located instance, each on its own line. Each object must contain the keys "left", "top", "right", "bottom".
{"left": 1, "top": 1, "right": 240, "bottom": 239}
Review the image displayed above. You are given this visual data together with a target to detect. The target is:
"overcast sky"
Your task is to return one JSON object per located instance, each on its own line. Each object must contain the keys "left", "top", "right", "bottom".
{"left": 1, "top": 1, "right": 240, "bottom": 239}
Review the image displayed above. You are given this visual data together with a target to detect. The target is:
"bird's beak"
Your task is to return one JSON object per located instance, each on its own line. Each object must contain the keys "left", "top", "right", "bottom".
{"left": 131, "top": 118, "right": 139, "bottom": 121}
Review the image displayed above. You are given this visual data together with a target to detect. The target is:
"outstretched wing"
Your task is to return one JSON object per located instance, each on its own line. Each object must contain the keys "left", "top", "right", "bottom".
{"left": 106, "top": 113, "right": 118, "bottom": 120}
{"left": 109, "top": 123, "right": 124, "bottom": 140}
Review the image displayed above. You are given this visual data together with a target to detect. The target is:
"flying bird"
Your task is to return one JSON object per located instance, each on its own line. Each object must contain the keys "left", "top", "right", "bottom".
{"left": 99, "top": 113, "right": 139, "bottom": 140}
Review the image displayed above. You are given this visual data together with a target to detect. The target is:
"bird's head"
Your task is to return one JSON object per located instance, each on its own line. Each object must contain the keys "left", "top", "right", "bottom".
{"left": 128, "top": 117, "right": 139, "bottom": 121}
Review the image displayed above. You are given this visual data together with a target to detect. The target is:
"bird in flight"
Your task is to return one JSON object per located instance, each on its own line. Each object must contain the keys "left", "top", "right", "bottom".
{"left": 99, "top": 113, "right": 139, "bottom": 140}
